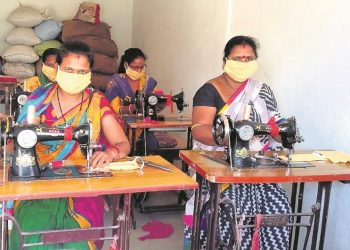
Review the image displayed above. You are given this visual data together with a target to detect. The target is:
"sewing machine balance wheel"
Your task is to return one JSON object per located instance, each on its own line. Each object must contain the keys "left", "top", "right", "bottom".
{"left": 147, "top": 95, "right": 158, "bottom": 106}
{"left": 212, "top": 115, "right": 232, "bottom": 146}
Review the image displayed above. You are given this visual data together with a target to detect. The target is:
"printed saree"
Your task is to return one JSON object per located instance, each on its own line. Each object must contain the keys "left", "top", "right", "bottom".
{"left": 184, "top": 78, "right": 291, "bottom": 250}
{"left": 10, "top": 83, "right": 117, "bottom": 250}
{"left": 24, "top": 73, "right": 51, "bottom": 92}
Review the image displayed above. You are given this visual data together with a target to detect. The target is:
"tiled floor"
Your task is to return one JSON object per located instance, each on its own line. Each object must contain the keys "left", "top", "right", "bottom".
{"left": 102, "top": 190, "right": 186, "bottom": 250}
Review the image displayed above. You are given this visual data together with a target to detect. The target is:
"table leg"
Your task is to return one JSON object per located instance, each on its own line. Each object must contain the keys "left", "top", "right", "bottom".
{"left": 131, "top": 128, "right": 137, "bottom": 156}
{"left": 206, "top": 182, "right": 220, "bottom": 250}
{"left": 290, "top": 182, "right": 305, "bottom": 250}
{"left": 112, "top": 195, "right": 121, "bottom": 239}
{"left": 144, "top": 128, "right": 147, "bottom": 156}
{"left": 122, "top": 194, "right": 132, "bottom": 250}
{"left": 186, "top": 127, "right": 192, "bottom": 150}
{"left": 311, "top": 181, "right": 332, "bottom": 250}
{"left": 319, "top": 182, "right": 331, "bottom": 250}
{"left": 191, "top": 175, "right": 203, "bottom": 250}
{"left": 290, "top": 183, "right": 297, "bottom": 249}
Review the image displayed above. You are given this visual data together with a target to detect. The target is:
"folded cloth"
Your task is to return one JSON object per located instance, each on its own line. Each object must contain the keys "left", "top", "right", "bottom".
{"left": 154, "top": 131, "right": 177, "bottom": 148}
{"left": 138, "top": 220, "right": 174, "bottom": 241}
{"left": 314, "top": 151, "right": 350, "bottom": 164}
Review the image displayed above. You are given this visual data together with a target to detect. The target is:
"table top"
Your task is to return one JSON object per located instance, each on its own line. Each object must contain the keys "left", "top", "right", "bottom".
{"left": 0, "top": 155, "right": 198, "bottom": 201}
{"left": 125, "top": 117, "right": 192, "bottom": 129}
{"left": 179, "top": 150, "right": 350, "bottom": 184}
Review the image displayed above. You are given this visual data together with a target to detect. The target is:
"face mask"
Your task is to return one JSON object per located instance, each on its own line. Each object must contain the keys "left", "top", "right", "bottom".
{"left": 55, "top": 67, "right": 91, "bottom": 95}
{"left": 224, "top": 60, "right": 258, "bottom": 82}
{"left": 125, "top": 66, "right": 146, "bottom": 80}
{"left": 41, "top": 63, "right": 57, "bottom": 82}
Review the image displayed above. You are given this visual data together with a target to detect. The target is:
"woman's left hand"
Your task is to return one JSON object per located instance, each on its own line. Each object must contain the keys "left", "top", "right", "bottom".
{"left": 90, "top": 148, "right": 119, "bottom": 168}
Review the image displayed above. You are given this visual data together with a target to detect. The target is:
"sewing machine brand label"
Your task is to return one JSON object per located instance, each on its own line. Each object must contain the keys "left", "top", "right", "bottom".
{"left": 48, "top": 129, "right": 61, "bottom": 134}
{"left": 235, "top": 148, "right": 250, "bottom": 158}
{"left": 15, "top": 149, "right": 36, "bottom": 167}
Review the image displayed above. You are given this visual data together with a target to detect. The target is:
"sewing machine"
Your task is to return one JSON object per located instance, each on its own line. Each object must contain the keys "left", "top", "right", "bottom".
{"left": 134, "top": 90, "right": 189, "bottom": 121}
{"left": 212, "top": 114, "right": 304, "bottom": 169}
{"left": 171, "top": 91, "right": 189, "bottom": 120}
{"left": 10, "top": 86, "right": 31, "bottom": 120}
{"left": 0, "top": 117, "right": 106, "bottom": 181}
{"left": 135, "top": 90, "right": 168, "bottom": 120}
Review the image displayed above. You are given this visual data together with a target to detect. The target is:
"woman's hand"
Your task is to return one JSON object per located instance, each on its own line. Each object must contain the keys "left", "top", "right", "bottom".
{"left": 90, "top": 148, "right": 119, "bottom": 168}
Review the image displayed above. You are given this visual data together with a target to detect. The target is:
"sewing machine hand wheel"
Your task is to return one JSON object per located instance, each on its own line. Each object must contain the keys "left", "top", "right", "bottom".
{"left": 212, "top": 115, "right": 232, "bottom": 146}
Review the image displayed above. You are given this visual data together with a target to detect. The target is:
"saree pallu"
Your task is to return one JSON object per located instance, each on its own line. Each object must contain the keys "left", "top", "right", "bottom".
{"left": 10, "top": 84, "right": 118, "bottom": 250}
{"left": 24, "top": 73, "right": 51, "bottom": 92}
{"left": 185, "top": 78, "right": 291, "bottom": 250}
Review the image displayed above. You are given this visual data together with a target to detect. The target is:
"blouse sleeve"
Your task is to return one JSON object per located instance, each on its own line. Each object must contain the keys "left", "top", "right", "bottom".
{"left": 105, "top": 79, "right": 124, "bottom": 114}
{"left": 99, "top": 94, "right": 125, "bottom": 128}
{"left": 193, "top": 83, "right": 224, "bottom": 112}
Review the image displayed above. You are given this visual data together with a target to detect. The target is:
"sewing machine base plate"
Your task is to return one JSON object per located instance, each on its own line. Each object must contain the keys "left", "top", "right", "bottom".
{"left": 9, "top": 166, "right": 112, "bottom": 182}
{"left": 253, "top": 161, "right": 314, "bottom": 169}
{"left": 221, "top": 157, "right": 314, "bottom": 169}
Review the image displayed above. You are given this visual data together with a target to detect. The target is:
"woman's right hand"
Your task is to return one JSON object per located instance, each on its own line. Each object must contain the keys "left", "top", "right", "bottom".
{"left": 129, "top": 104, "right": 137, "bottom": 114}
{"left": 120, "top": 104, "right": 136, "bottom": 114}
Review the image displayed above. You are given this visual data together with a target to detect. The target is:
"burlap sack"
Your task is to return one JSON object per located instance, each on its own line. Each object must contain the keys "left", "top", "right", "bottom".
{"left": 91, "top": 73, "right": 112, "bottom": 91}
{"left": 74, "top": 2, "right": 100, "bottom": 24}
{"left": 62, "top": 20, "right": 111, "bottom": 41}
{"left": 70, "top": 36, "right": 118, "bottom": 57}
{"left": 92, "top": 53, "right": 118, "bottom": 75}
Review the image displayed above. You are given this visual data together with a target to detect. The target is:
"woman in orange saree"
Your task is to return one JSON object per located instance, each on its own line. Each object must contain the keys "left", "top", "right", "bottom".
{"left": 9, "top": 41, "right": 130, "bottom": 250}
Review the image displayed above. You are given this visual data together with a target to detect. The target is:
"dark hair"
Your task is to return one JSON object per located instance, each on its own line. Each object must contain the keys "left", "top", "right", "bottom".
{"left": 118, "top": 48, "right": 146, "bottom": 73}
{"left": 56, "top": 41, "right": 94, "bottom": 68}
{"left": 42, "top": 48, "right": 59, "bottom": 63}
{"left": 224, "top": 36, "right": 259, "bottom": 61}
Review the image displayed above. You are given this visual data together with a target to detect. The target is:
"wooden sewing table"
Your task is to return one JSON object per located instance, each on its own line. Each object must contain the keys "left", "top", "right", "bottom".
{"left": 0, "top": 155, "right": 198, "bottom": 250}
{"left": 124, "top": 117, "right": 193, "bottom": 214}
{"left": 124, "top": 116, "right": 192, "bottom": 156}
{"left": 179, "top": 150, "right": 350, "bottom": 250}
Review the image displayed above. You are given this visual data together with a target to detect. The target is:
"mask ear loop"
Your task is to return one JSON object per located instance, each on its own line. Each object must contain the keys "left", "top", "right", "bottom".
{"left": 124, "top": 62, "right": 129, "bottom": 71}
{"left": 134, "top": 156, "right": 145, "bottom": 175}
{"left": 222, "top": 57, "right": 228, "bottom": 69}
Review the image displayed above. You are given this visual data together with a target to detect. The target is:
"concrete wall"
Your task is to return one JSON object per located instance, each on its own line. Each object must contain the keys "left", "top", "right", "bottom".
{"left": 132, "top": 0, "right": 229, "bottom": 116}
{"left": 132, "top": 0, "right": 350, "bottom": 248}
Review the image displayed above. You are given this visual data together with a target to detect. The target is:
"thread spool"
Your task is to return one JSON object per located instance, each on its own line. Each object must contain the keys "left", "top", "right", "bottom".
{"left": 27, "top": 105, "right": 36, "bottom": 124}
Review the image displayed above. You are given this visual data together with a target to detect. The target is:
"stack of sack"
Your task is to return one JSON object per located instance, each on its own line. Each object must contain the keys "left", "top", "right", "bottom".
{"left": 61, "top": 2, "right": 119, "bottom": 91}
{"left": 1, "top": 4, "right": 62, "bottom": 82}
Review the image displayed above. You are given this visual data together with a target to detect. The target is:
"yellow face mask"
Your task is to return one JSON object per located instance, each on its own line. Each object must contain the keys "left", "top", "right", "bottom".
{"left": 41, "top": 63, "right": 57, "bottom": 82}
{"left": 125, "top": 67, "right": 146, "bottom": 80}
{"left": 55, "top": 67, "right": 91, "bottom": 95}
{"left": 224, "top": 60, "right": 258, "bottom": 82}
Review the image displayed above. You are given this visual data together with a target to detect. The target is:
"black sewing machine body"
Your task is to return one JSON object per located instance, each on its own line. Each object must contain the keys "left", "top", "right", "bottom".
{"left": 212, "top": 115, "right": 301, "bottom": 168}
{"left": 1, "top": 122, "right": 91, "bottom": 180}
{"left": 10, "top": 86, "right": 31, "bottom": 121}
{"left": 172, "top": 91, "right": 189, "bottom": 115}
{"left": 133, "top": 90, "right": 189, "bottom": 121}
{"left": 136, "top": 91, "right": 168, "bottom": 120}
